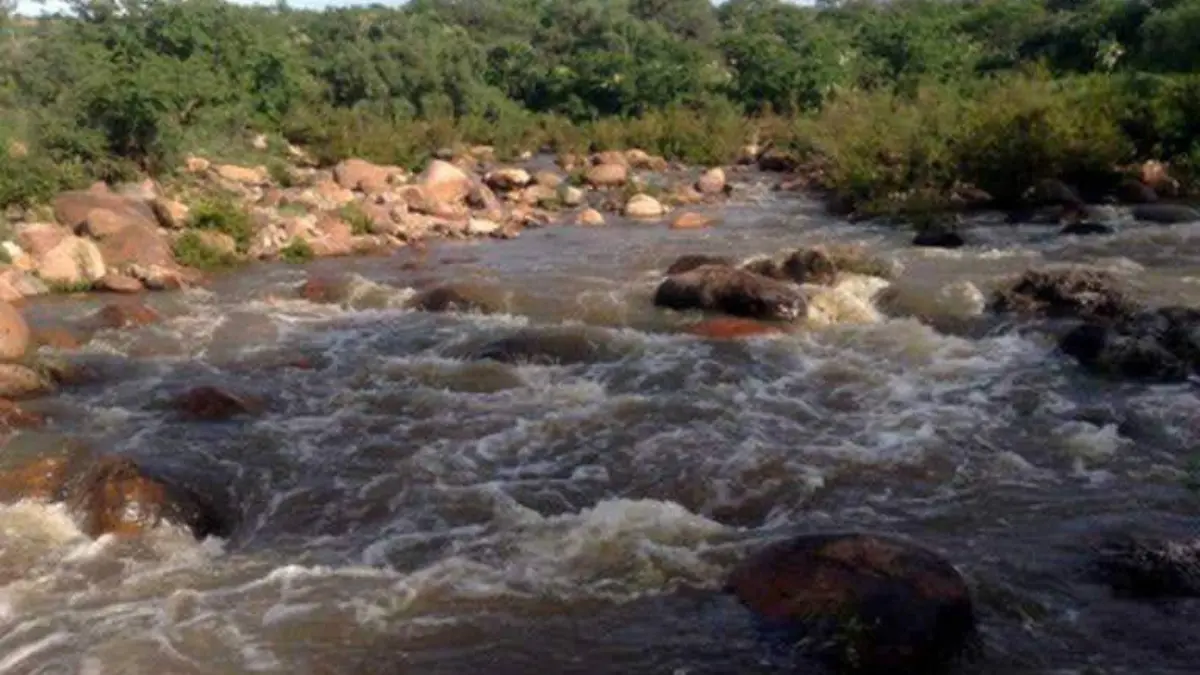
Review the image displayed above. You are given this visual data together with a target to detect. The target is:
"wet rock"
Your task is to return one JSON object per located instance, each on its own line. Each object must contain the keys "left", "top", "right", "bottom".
{"left": 654, "top": 265, "right": 806, "bottom": 321}
{"left": 586, "top": 163, "right": 628, "bottom": 188}
{"left": 64, "top": 455, "right": 229, "bottom": 539}
{"left": 991, "top": 267, "right": 1136, "bottom": 322}
{"left": 96, "top": 272, "right": 144, "bottom": 293}
{"left": 0, "top": 363, "right": 53, "bottom": 399}
{"left": 0, "top": 300, "right": 31, "bottom": 360}
{"left": 1117, "top": 179, "right": 1157, "bottom": 204}
{"left": 485, "top": 168, "right": 532, "bottom": 192}
{"left": 298, "top": 274, "right": 352, "bottom": 304}
{"left": 1060, "top": 222, "right": 1114, "bottom": 236}
{"left": 665, "top": 254, "right": 732, "bottom": 275}
{"left": 821, "top": 245, "right": 899, "bottom": 280}
{"left": 0, "top": 456, "right": 68, "bottom": 503}
{"left": 726, "top": 532, "right": 976, "bottom": 674}
{"left": 90, "top": 301, "right": 161, "bottom": 329}
{"left": 912, "top": 230, "right": 965, "bottom": 248}
{"left": 1059, "top": 306, "right": 1200, "bottom": 382}
{"left": 779, "top": 248, "right": 838, "bottom": 286}
{"left": 472, "top": 330, "right": 620, "bottom": 366}
{"left": 1132, "top": 203, "right": 1200, "bottom": 224}
{"left": 408, "top": 286, "right": 493, "bottom": 314}
{"left": 757, "top": 148, "right": 799, "bottom": 173}
{"left": 35, "top": 327, "right": 83, "bottom": 350}
{"left": 685, "top": 317, "right": 785, "bottom": 339}
{"left": 129, "top": 263, "right": 196, "bottom": 291}
{"left": 171, "top": 386, "right": 262, "bottom": 421}
{"left": 696, "top": 167, "right": 727, "bottom": 195}
{"left": 1093, "top": 536, "right": 1200, "bottom": 598}
{"left": 670, "top": 212, "right": 714, "bottom": 230}
{"left": 576, "top": 208, "right": 606, "bottom": 227}
{"left": 624, "top": 194, "right": 666, "bottom": 219}
{"left": 804, "top": 275, "right": 888, "bottom": 326}
{"left": 1026, "top": 178, "right": 1083, "bottom": 207}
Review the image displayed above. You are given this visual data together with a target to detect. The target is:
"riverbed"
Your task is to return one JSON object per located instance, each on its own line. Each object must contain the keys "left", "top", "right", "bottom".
{"left": 2, "top": 188, "right": 1199, "bottom": 674}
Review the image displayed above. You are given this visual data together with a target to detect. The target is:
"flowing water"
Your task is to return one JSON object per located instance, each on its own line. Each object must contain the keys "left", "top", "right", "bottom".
{"left": 2, "top": 186, "right": 1199, "bottom": 674}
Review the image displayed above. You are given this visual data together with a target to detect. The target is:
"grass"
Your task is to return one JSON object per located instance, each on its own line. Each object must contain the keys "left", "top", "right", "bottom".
{"left": 187, "top": 196, "right": 255, "bottom": 253}
{"left": 279, "top": 237, "right": 314, "bottom": 263}
{"left": 339, "top": 202, "right": 374, "bottom": 236}
{"left": 172, "top": 230, "right": 239, "bottom": 271}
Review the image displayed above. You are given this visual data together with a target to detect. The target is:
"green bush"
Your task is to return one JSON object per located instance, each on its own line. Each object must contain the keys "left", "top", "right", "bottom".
{"left": 339, "top": 202, "right": 374, "bottom": 236}
{"left": 280, "top": 237, "right": 314, "bottom": 264}
{"left": 187, "top": 197, "right": 255, "bottom": 253}
{"left": 172, "top": 230, "right": 238, "bottom": 271}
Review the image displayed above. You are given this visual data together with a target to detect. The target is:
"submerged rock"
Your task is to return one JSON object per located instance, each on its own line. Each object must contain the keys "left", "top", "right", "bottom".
{"left": 991, "top": 267, "right": 1137, "bottom": 322}
{"left": 1059, "top": 306, "right": 1200, "bottom": 382}
{"left": 665, "top": 254, "right": 732, "bottom": 276}
{"left": 89, "top": 301, "right": 162, "bottom": 329}
{"left": 471, "top": 330, "right": 622, "bottom": 366}
{"left": 1093, "top": 536, "right": 1200, "bottom": 598}
{"left": 778, "top": 248, "right": 838, "bottom": 286}
{"left": 912, "top": 230, "right": 965, "bottom": 249}
{"left": 654, "top": 265, "right": 806, "bottom": 321}
{"left": 685, "top": 317, "right": 786, "bottom": 339}
{"left": 1132, "top": 203, "right": 1200, "bottom": 224}
{"left": 0, "top": 364, "right": 54, "bottom": 399}
{"left": 0, "top": 300, "right": 31, "bottom": 361}
{"left": 171, "top": 386, "right": 263, "bottom": 421}
{"left": 1060, "top": 222, "right": 1114, "bottom": 236}
{"left": 726, "top": 532, "right": 976, "bottom": 674}
{"left": 407, "top": 286, "right": 494, "bottom": 314}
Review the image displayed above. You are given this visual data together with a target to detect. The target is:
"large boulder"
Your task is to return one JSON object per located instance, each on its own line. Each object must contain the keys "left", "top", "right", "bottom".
{"left": 35, "top": 236, "right": 106, "bottom": 286}
{"left": 991, "top": 267, "right": 1137, "bottom": 322}
{"left": 418, "top": 159, "right": 472, "bottom": 204}
{"left": 0, "top": 300, "right": 30, "bottom": 360}
{"left": 96, "top": 223, "right": 175, "bottom": 272}
{"left": 654, "top": 265, "right": 806, "bottom": 321}
{"left": 726, "top": 532, "right": 976, "bottom": 674}
{"left": 1059, "top": 306, "right": 1200, "bottom": 382}
{"left": 16, "top": 222, "right": 71, "bottom": 258}
{"left": 51, "top": 191, "right": 156, "bottom": 231}
{"left": 333, "top": 158, "right": 398, "bottom": 194}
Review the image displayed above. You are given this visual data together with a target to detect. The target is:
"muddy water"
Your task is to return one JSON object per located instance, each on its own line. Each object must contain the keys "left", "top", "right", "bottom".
{"left": 3, "top": 190, "right": 1200, "bottom": 674}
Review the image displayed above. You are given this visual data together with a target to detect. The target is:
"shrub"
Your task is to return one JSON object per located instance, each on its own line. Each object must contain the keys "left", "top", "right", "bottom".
{"left": 279, "top": 237, "right": 313, "bottom": 264}
{"left": 339, "top": 202, "right": 374, "bottom": 236}
{"left": 187, "top": 197, "right": 255, "bottom": 252}
{"left": 172, "top": 230, "right": 238, "bottom": 271}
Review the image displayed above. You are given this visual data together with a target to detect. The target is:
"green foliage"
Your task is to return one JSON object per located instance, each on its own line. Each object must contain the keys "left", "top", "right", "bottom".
{"left": 339, "top": 202, "right": 374, "bottom": 236}
{"left": 279, "top": 237, "right": 313, "bottom": 264}
{"left": 187, "top": 196, "right": 254, "bottom": 252}
{"left": 172, "top": 230, "right": 237, "bottom": 270}
{"left": 47, "top": 279, "right": 96, "bottom": 294}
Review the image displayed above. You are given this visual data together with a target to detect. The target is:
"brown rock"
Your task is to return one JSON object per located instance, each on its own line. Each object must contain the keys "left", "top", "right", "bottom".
{"left": 623, "top": 194, "right": 666, "bottom": 219}
{"left": 298, "top": 274, "right": 351, "bottom": 304}
{"left": 0, "top": 398, "right": 45, "bottom": 430}
{"left": 129, "top": 264, "right": 195, "bottom": 291}
{"left": 518, "top": 184, "right": 558, "bottom": 207}
{"left": 96, "top": 272, "right": 143, "bottom": 294}
{"left": 96, "top": 223, "right": 175, "bottom": 271}
{"left": 185, "top": 156, "right": 211, "bottom": 173}
{"left": 35, "top": 327, "right": 83, "bottom": 349}
{"left": 151, "top": 198, "right": 190, "bottom": 229}
{"left": 576, "top": 208, "right": 606, "bottom": 227}
{"left": 80, "top": 208, "right": 133, "bottom": 239}
{"left": 171, "top": 386, "right": 262, "bottom": 421}
{"left": 665, "top": 254, "right": 732, "bottom": 275}
{"left": 333, "top": 158, "right": 395, "bottom": 193}
{"left": 485, "top": 168, "right": 532, "bottom": 192}
{"left": 408, "top": 286, "right": 494, "bottom": 314}
{"left": 685, "top": 317, "right": 785, "bottom": 339}
{"left": 0, "top": 456, "right": 68, "bottom": 503}
{"left": 779, "top": 248, "right": 838, "bottom": 286}
{"left": 696, "top": 167, "right": 727, "bottom": 195}
{"left": 51, "top": 191, "right": 156, "bottom": 231}
{"left": 194, "top": 230, "right": 238, "bottom": 257}
{"left": 36, "top": 236, "right": 106, "bottom": 286}
{"left": 64, "top": 456, "right": 228, "bottom": 539}
{"left": 213, "top": 164, "right": 268, "bottom": 186}
{"left": 586, "top": 163, "right": 628, "bottom": 188}
{"left": 534, "top": 171, "right": 564, "bottom": 189}
{"left": 726, "top": 533, "right": 976, "bottom": 673}
{"left": 991, "top": 267, "right": 1136, "bottom": 322}
{"left": 0, "top": 300, "right": 30, "bottom": 360}
{"left": 16, "top": 222, "right": 71, "bottom": 258}
{"left": 0, "top": 363, "right": 53, "bottom": 399}
{"left": 418, "top": 159, "right": 472, "bottom": 204}
{"left": 654, "top": 265, "right": 806, "bottom": 321}
{"left": 592, "top": 151, "right": 629, "bottom": 167}
{"left": 670, "top": 212, "right": 714, "bottom": 230}
{"left": 91, "top": 301, "right": 161, "bottom": 329}
{"left": 466, "top": 183, "right": 502, "bottom": 212}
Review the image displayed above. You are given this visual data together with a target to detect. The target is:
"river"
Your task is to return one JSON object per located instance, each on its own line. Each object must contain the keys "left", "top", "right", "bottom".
{"left": 1, "top": 187, "right": 1198, "bottom": 673}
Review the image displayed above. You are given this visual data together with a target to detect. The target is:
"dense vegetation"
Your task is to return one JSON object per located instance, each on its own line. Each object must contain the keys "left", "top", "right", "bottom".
{"left": 2, "top": 0, "right": 1200, "bottom": 215}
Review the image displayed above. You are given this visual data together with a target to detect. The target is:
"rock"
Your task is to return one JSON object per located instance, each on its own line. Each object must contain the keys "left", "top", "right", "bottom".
{"left": 804, "top": 275, "right": 888, "bottom": 326}
{"left": 333, "top": 158, "right": 396, "bottom": 194}
{"left": 936, "top": 280, "right": 987, "bottom": 319}
{"left": 297, "top": 274, "right": 351, "bottom": 304}
{"left": 6, "top": 140, "right": 28, "bottom": 158}
{"left": 0, "top": 363, "right": 53, "bottom": 399}
{"left": 485, "top": 168, "right": 532, "bottom": 191}
{"left": 467, "top": 218, "right": 502, "bottom": 237}
{"left": 1060, "top": 222, "right": 1114, "bottom": 236}
{"left": 1027, "top": 179, "right": 1083, "bottom": 207}
{"left": 558, "top": 185, "right": 585, "bottom": 207}
{"left": 51, "top": 191, "right": 156, "bottom": 231}
{"left": 304, "top": 180, "right": 357, "bottom": 209}
{"left": 251, "top": 133, "right": 269, "bottom": 150}
{"left": 1060, "top": 306, "right": 1200, "bottom": 382}
{"left": 129, "top": 264, "right": 194, "bottom": 291}
{"left": 671, "top": 184, "right": 705, "bottom": 205}
{"left": 408, "top": 286, "right": 493, "bottom": 314}
{"left": 1132, "top": 203, "right": 1200, "bottom": 224}
{"left": 80, "top": 208, "right": 135, "bottom": 239}
{"left": 0, "top": 398, "right": 44, "bottom": 430}
{"left": 194, "top": 230, "right": 238, "bottom": 257}
{"left": 171, "top": 386, "right": 262, "bottom": 421}
{"left": 654, "top": 265, "right": 806, "bottom": 321}
{"left": 96, "top": 223, "right": 175, "bottom": 272}
{"left": 418, "top": 159, "right": 472, "bottom": 204}
{"left": 625, "top": 149, "right": 655, "bottom": 169}
{"left": 213, "top": 164, "right": 268, "bottom": 185}
{"left": 534, "top": 171, "right": 564, "bottom": 189}
{"left": 591, "top": 151, "right": 629, "bottom": 168}
{"left": 517, "top": 184, "right": 558, "bottom": 207}
{"left": 696, "top": 167, "right": 727, "bottom": 195}
{"left": 185, "top": 156, "right": 211, "bottom": 173}
{"left": 991, "top": 267, "right": 1136, "bottom": 321}
{"left": 96, "top": 272, "right": 143, "bottom": 293}
{"left": 1093, "top": 536, "right": 1200, "bottom": 598}
{"left": 64, "top": 456, "right": 228, "bottom": 539}
{"left": 0, "top": 456, "right": 68, "bottom": 503}
{"left": 0, "top": 268, "right": 46, "bottom": 301}
{"left": 36, "top": 236, "right": 106, "bottom": 286}
{"left": 757, "top": 148, "right": 798, "bottom": 173}
{"left": 1140, "top": 160, "right": 1176, "bottom": 195}
{"left": 624, "top": 194, "right": 666, "bottom": 219}
{"left": 685, "top": 317, "right": 785, "bottom": 339}
{"left": 586, "top": 164, "right": 628, "bottom": 188}
{"left": 913, "top": 230, "right": 965, "bottom": 248}
{"left": 737, "top": 144, "right": 760, "bottom": 165}
{"left": 0, "top": 300, "right": 30, "bottom": 360}
{"left": 35, "top": 327, "right": 82, "bottom": 350}
{"left": 151, "top": 198, "right": 190, "bottom": 229}
{"left": 778, "top": 248, "right": 838, "bottom": 286}
{"left": 471, "top": 330, "right": 619, "bottom": 366}
{"left": 727, "top": 532, "right": 976, "bottom": 673}
{"left": 665, "top": 254, "right": 732, "bottom": 275}
{"left": 1117, "top": 179, "right": 1157, "bottom": 204}
{"left": 16, "top": 222, "right": 70, "bottom": 259}
{"left": 90, "top": 302, "right": 161, "bottom": 329}
{"left": 576, "top": 208, "right": 606, "bottom": 227}
{"left": 670, "top": 212, "right": 714, "bottom": 230}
